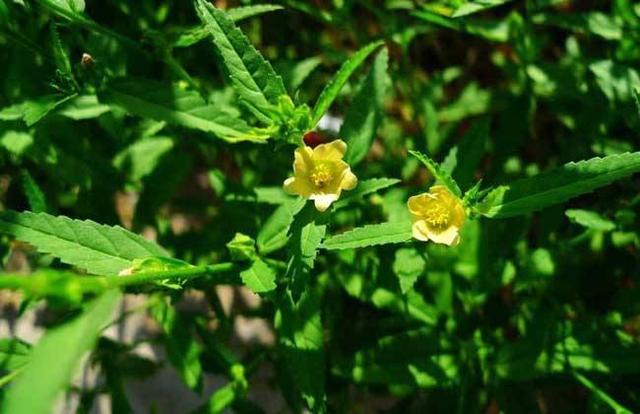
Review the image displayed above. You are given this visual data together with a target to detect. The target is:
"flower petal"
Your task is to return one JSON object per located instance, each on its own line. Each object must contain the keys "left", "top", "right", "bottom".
{"left": 294, "top": 146, "right": 315, "bottom": 174}
{"left": 283, "top": 177, "right": 313, "bottom": 197}
{"left": 412, "top": 220, "right": 430, "bottom": 242}
{"left": 340, "top": 168, "right": 358, "bottom": 191}
{"left": 407, "top": 194, "right": 431, "bottom": 216}
{"left": 313, "top": 139, "right": 347, "bottom": 161}
{"left": 427, "top": 226, "right": 460, "bottom": 246}
{"left": 312, "top": 194, "right": 338, "bottom": 212}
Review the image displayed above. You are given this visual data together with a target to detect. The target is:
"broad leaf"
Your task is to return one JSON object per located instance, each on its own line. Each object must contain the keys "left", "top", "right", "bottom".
{"left": 409, "top": 150, "right": 462, "bottom": 197}
{"left": 0, "top": 211, "right": 168, "bottom": 275}
{"left": 311, "top": 40, "right": 384, "bottom": 126}
{"left": 257, "top": 198, "right": 306, "bottom": 254}
{"left": 1, "top": 290, "right": 120, "bottom": 414}
{"left": 322, "top": 221, "right": 412, "bottom": 250}
{"left": 341, "top": 47, "right": 389, "bottom": 165}
{"left": 393, "top": 248, "right": 426, "bottom": 294}
{"left": 276, "top": 289, "right": 325, "bottom": 411}
{"left": 285, "top": 204, "right": 326, "bottom": 300}
{"left": 240, "top": 258, "right": 277, "bottom": 293}
{"left": 477, "top": 152, "right": 640, "bottom": 218}
{"left": 195, "top": 0, "right": 286, "bottom": 124}
{"left": 100, "top": 78, "right": 272, "bottom": 143}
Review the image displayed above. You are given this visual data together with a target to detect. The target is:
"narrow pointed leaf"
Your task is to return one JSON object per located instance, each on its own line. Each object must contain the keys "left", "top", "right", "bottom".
{"left": 0, "top": 211, "right": 168, "bottom": 275}
{"left": 195, "top": 0, "right": 286, "bottom": 124}
{"left": 100, "top": 78, "right": 272, "bottom": 143}
{"left": 311, "top": 40, "right": 384, "bottom": 126}
{"left": 322, "top": 221, "right": 412, "bottom": 250}
{"left": 1, "top": 290, "right": 120, "bottom": 414}
{"left": 409, "top": 150, "right": 462, "bottom": 197}
{"left": 341, "top": 47, "right": 390, "bottom": 165}
{"left": 477, "top": 152, "right": 640, "bottom": 218}
{"left": 174, "top": 5, "right": 284, "bottom": 48}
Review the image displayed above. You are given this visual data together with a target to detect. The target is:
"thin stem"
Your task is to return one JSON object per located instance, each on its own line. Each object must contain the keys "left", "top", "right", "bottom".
{"left": 0, "top": 263, "right": 239, "bottom": 297}
{"left": 573, "top": 372, "right": 632, "bottom": 414}
{"left": 105, "top": 263, "right": 237, "bottom": 289}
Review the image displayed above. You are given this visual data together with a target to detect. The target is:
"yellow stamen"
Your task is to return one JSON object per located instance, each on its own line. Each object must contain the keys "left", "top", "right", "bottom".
{"left": 310, "top": 163, "right": 333, "bottom": 188}
{"left": 424, "top": 204, "right": 450, "bottom": 228}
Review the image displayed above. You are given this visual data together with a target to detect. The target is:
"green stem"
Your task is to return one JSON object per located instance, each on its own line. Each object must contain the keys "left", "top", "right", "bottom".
{"left": 573, "top": 372, "right": 632, "bottom": 414}
{"left": 0, "top": 263, "right": 238, "bottom": 297}
{"left": 106, "top": 263, "right": 236, "bottom": 288}
{"left": 0, "top": 366, "right": 25, "bottom": 388}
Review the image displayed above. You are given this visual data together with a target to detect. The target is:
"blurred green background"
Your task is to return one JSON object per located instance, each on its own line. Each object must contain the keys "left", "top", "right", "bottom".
{"left": 1, "top": 0, "right": 640, "bottom": 413}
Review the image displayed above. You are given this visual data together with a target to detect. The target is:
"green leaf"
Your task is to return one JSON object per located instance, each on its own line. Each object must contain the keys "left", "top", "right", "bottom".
{"left": 276, "top": 289, "right": 325, "bottom": 411}
{"left": 590, "top": 60, "right": 640, "bottom": 102}
{"left": 393, "top": 248, "right": 426, "bottom": 294}
{"left": 0, "top": 131, "right": 33, "bottom": 158}
{"left": 45, "top": 0, "right": 85, "bottom": 14}
{"left": 150, "top": 299, "right": 203, "bottom": 391}
{"left": 225, "top": 4, "right": 284, "bottom": 21}
{"left": 286, "top": 205, "right": 327, "bottom": 300}
{"left": 0, "top": 211, "right": 168, "bottom": 275}
{"left": 341, "top": 47, "right": 389, "bottom": 165}
{"left": 279, "top": 56, "right": 323, "bottom": 93}
{"left": 240, "top": 258, "right": 276, "bottom": 293}
{"left": 532, "top": 12, "right": 623, "bottom": 41}
{"left": 334, "top": 329, "right": 455, "bottom": 387}
{"left": 113, "top": 136, "right": 175, "bottom": 182}
{"left": 1, "top": 290, "right": 120, "bottom": 414}
{"left": 311, "top": 40, "right": 384, "bottom": 126}
{"left": 57, "top": 95, "right": 110, "bottom": 120}
{"left": 19, "top": 170, "right": 47, "bottom": 213}
{"left": 334, "top": 178, "right": 401, "bottom": 209}
{"left": 477, "top": 152, "right": 640, "bottom": 218}
{"left": 322, "top": 221, "right": 412, "bottom": 250}
{"left": 441, "top": 118, "right": 490, "bottom": 190}
{"left": 409, "top": 150, "right": 462, "bottom": 197}
{"left": 49, "top": 23, "right": 73, "bottom": 79}
{"left": 195, "top": 0, "right": 286, "bottom": 124}
{"left": 451, "top": 0, "right": 514, "bottom": 17}
{"left": 257, "top": 198, "right": 307, "bottom": 254}
{"left": 174, "top": 4, "right": 284, "bottom": 48}
{"left": 0, "top": 339, "right": 31, "bottom": 372}
{"left": 100, "top": 78, "right": 272, "bottom": 143}
{"left": 0, "top": 95, "right": 75, "bottom": 126}
{"left": 372, "top": 289, "right": 438, "bottom": 325}
{"left": 565, "top": 209, "right": 616, "bottom": 231}
{"left": 39, "top": 0, "right": 138, "bottom": 49}
{"left": 412, "top": 10, "right": 510, "bottom": 42}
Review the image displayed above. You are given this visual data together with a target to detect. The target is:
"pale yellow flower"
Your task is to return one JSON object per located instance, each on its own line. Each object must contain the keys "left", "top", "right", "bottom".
{"left": 283, "top": 139, "right": 358, "bottom": 212}
{"left": 407, "top": 185, "right": 466, "bottom": 246}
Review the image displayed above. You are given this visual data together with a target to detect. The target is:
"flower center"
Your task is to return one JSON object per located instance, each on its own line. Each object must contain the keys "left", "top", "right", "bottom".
{"left": 310, "top": 163, "right": 334, "bottom": 188}
{"left": 424, "top": 204, "right": 450, "bottom": 228}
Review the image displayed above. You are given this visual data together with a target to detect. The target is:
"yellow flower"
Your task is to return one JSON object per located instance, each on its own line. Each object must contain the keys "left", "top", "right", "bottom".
{"left": 283, "top": 139, "right": 358, "bottom": 212}
{"left": 407, "top": 185, "right": 466, "bottom": 246}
